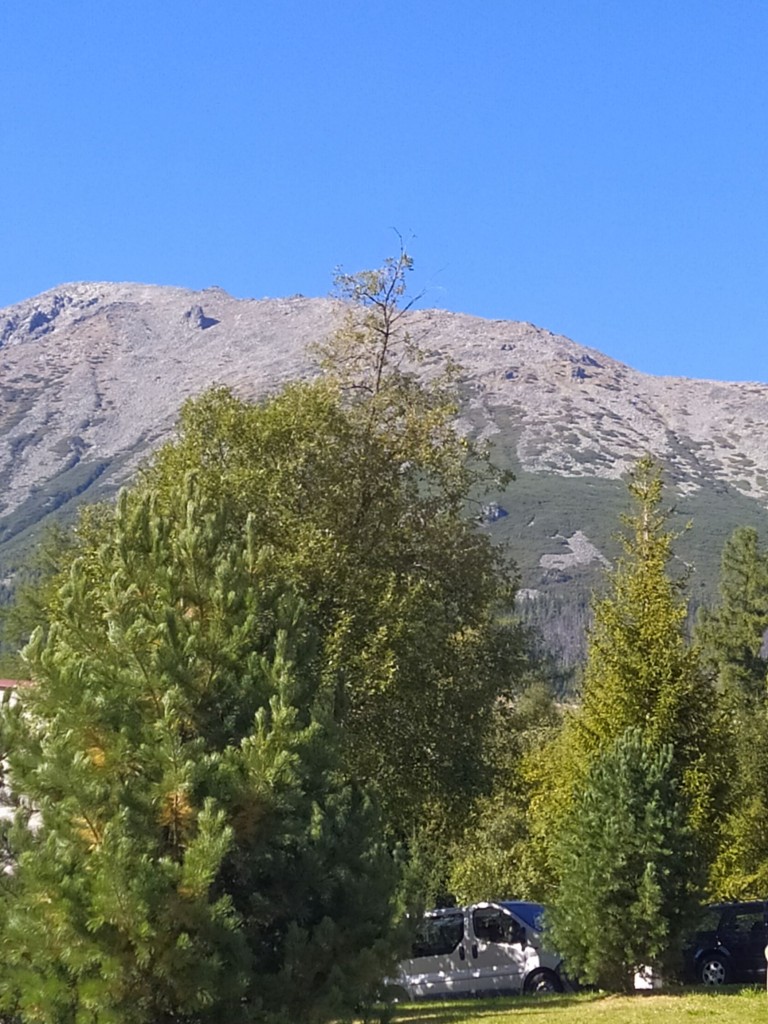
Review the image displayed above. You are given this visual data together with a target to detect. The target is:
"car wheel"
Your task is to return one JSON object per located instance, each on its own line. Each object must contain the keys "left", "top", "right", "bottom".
{"left": 379, "top": 984, "right": 410, "bottom": 1003}
{"left": 698, "top": 953, "right": 729, "bottom": 986}
{"left": 524, "top": 968, "right": 564, "bottom": 994}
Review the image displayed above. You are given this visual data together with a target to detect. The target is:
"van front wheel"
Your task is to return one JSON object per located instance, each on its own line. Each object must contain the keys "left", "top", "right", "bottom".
{"left": 524, "top": 968, "right": 563, "bottom": 994}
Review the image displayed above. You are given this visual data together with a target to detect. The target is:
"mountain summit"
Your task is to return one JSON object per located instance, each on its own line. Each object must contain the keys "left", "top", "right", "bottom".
{"left": 2, "top": 282, "right": 767, "bottom": 667}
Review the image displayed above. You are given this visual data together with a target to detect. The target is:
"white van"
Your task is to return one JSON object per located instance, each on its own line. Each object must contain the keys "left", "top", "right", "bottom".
{"left": 389, "top": 900, "right": 566, "bottom": 999}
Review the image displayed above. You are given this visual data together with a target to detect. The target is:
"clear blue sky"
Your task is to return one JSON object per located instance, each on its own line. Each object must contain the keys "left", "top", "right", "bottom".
{"left": 1, "top": 1, "right": 766, "bottom": 382}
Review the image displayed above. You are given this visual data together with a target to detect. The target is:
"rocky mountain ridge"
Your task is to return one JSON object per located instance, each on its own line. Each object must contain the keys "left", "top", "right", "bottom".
{"left": 2, "top": 282, "right": 767, "bottom": 667}
{"left": 4, "top": 282, "right": 768, "bottom": 514}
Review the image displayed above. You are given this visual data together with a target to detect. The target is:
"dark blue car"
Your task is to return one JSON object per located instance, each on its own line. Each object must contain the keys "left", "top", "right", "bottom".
{"left": 684, "top": 901, "right": 768, "bottom": 985}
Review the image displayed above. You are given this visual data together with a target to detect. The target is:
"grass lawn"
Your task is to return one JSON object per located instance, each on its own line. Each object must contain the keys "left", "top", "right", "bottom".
{"left": 370, "top": 988, "right": 767, "bottom": 1023}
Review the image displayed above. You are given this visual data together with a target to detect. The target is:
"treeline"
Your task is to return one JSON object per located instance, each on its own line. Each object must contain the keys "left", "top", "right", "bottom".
{"left": 0, "top": 253, "right": 765, "bottom": 1019}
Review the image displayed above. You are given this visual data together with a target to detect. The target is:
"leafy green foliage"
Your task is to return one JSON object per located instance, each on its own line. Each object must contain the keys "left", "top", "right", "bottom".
{"left": 447, "top": 679, "right": 562, "bottom": 903}
{"left": 548, "top": 728, "right": 700, "bottom": 992}
{"left": 0, "top": 481, "right": 400, "bottom": 1024}
{"left": 709, "top": 716, "right": 768, "bottom": 899}
{"left": 0, "top": 252, "right": 528, "bottom": 1019}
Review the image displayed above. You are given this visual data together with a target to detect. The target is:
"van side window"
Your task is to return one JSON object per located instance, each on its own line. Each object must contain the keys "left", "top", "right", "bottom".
{"left": 411, "top": 911, "right": 464, "bottom": 958}
{"left": 473, "top": 907, "right": 525, "bottom": 946}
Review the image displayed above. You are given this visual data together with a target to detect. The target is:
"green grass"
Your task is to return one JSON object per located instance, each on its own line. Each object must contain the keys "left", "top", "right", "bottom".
{"left": 369, "top": 987, "right": 766, "bottom": 1023}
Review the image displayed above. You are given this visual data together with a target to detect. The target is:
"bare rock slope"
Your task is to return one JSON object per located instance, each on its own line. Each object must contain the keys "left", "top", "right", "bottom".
{"left": 1, "top": 283, "right": 331, "bottom": 522}
{"left": 2, "top": 282, "right": 767, "bottom": 623}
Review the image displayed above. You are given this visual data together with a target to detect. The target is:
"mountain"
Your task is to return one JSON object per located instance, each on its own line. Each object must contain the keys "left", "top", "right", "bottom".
{"left": 3, "top": 282, "right": 768, "bottom": 672}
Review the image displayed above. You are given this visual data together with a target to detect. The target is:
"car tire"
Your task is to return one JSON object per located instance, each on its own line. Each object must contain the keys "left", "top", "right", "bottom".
{"left": 524, "top": 968, "right": 564, "bottom": 994}
{"left": 379, "top": 984, "right": 410, "bottom": 1003}
{"left": 698, "top": 953, "right": 729, "bottom": 986}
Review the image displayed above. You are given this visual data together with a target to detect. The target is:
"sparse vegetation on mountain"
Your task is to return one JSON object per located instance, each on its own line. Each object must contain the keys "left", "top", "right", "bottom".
{"left": 5, "top": 279, "right": 768, "bottom": 676}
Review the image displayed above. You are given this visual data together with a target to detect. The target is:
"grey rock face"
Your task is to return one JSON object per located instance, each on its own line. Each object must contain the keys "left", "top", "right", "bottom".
{"left": 1, "top": 281, "right": 767, "bottom": 594}
{"left": 0, "top": 283, "right": 332, "bottom": 526}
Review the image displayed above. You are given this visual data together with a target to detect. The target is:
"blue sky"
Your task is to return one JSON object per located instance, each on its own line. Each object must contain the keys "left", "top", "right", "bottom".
{"left": 1, "top": 1, "right": 766, "bottom": 382}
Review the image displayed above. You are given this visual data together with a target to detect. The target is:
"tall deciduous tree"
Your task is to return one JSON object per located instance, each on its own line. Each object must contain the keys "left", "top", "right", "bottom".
{"left": 0, "top": 481, "right": 400, "bottom": 1024}
{"left": 131, "top": 251, "right": 525, "bottom": 839}
{"left": 3, "top": 250, "right": 527, "bottom": 971}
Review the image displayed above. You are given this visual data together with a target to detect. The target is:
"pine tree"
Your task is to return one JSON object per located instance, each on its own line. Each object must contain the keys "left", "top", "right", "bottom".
{"left": 524, "top": 456, "right": 722, "bottom": 898}
{"left": 697, "top": 527, "right": 768, "bottom": 897}
{"left": 548, "top": 728, "right": 699, "bottom": 992}
{"left": 0, "top": 480, "right": 400, "bottom": 1024}
{"left": 578, "top": 456, "right": 701, "bottom": 757}
{"left": 697, "top": 526, "right": 768, "bottom": 705}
